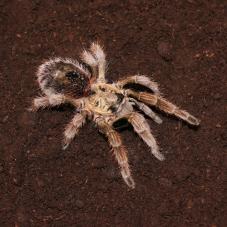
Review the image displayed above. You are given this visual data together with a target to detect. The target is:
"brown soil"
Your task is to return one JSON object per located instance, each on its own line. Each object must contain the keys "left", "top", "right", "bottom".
{"left": 0, "top": 1, "right": 226, "bottom": 226}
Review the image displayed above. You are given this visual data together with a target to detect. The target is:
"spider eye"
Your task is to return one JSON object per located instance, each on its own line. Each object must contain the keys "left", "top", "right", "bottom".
{"left": 65, "top": 71, "right": 80, "bottom": 80}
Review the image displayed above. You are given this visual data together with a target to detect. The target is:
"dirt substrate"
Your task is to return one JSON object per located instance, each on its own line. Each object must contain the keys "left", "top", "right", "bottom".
{"left": 0, "top": 1, "right": 226, "bottom": 226}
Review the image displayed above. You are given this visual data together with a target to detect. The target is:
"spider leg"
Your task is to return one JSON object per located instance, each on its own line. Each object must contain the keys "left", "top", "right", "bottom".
{"left": 96, "top": 118, "right": 135, "bottom": 188}
{"left": 62, "top": 112, "right": 87, "bottom": 150}
{"left": 81, "top": 49, "right": 98, "bottom": 78}
{"left": 130, "top": 98, "right": 162, "bottom": 124}
{"left": 81, "top": 42, "right": 106, "bottom": 83}
{"left": 29, "top": 93, "right": 87, "bottom": 113}
{"left": 90, "top": 42, "right": 106, "bottom": 83}
{"left": 127, "top": 112, "right": 165, "bottom": 161}
{"left": 28, "top": 94, "right": 66, "bottom": 112}
{"left": 127, "top": 90, "right": 200, "bottom": 126}
{"left": 117, "top": 75, "right": 160, "bottom": 94}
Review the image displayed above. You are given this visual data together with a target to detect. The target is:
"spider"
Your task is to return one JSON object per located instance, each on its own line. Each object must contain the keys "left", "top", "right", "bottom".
{"left": 30, "top": 42, "right": 200, "bottom": 189}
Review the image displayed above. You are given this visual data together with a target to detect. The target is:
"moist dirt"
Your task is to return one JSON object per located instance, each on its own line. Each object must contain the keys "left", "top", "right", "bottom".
{"left": 0, "top": 1, "right": 226, "bottom": 226}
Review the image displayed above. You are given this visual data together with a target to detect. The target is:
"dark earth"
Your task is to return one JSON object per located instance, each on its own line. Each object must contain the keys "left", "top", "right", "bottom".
{"left": 0, "top": 1, "right": 226, "bottom": 226}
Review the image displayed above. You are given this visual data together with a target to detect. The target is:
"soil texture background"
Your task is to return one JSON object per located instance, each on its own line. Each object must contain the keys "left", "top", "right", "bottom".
{"left": 0, "top": 0, "right": 226, "bottom": 226}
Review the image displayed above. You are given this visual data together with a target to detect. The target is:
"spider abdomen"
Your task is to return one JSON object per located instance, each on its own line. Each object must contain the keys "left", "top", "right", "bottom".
{"left": 37, "top": 58, "right": 91, "bottom": 98}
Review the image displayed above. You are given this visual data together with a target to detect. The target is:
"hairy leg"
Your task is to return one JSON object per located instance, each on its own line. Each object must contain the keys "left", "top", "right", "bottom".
{"left": 96, "top": 118, "right": 135, "bottom": 188}
{"left": 90, "top": 42, "right": 106, "bottom": 83}
{"left": 29, "top": 93, "right": 86, "bottom": 112}
{"left": 62, "top": 112, "right": 87, "bottom": 150}
{"left": 127, "top": 90, "right": 200, "bottom": 126}
{"left": 81, "top": 42, "right": 106, "bottom": 82}
{"left": 130, "top": 98, "right": 162, "bottom": 124}
{"left": 127, "top": 112, "right": 165, "bottom": 161}
{"left": 117, "top": 75, "right": 160, "bottom": 94}
{"left": 29, "top": 94, "right": 66, "bottom": 112}
{"left": 81, "top": 49, "right": 98, "bottom": 78}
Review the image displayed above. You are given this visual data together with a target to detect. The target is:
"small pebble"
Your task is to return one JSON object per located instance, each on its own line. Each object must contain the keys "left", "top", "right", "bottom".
{"left": 215, "top": 123, "right": 221, "bottom": 128}
{"left": 75, "top": 200, "right": 84, "bottom": 209}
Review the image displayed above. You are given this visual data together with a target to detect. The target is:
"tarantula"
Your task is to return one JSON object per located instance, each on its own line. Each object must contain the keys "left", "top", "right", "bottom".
{"left": 30, "top": 42, "right": 200, "bottom": 188}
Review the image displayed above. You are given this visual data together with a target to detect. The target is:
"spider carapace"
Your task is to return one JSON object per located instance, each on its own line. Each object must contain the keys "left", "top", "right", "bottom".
{"left": 30, "top": 42, "right": 200, "bottom": 189}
